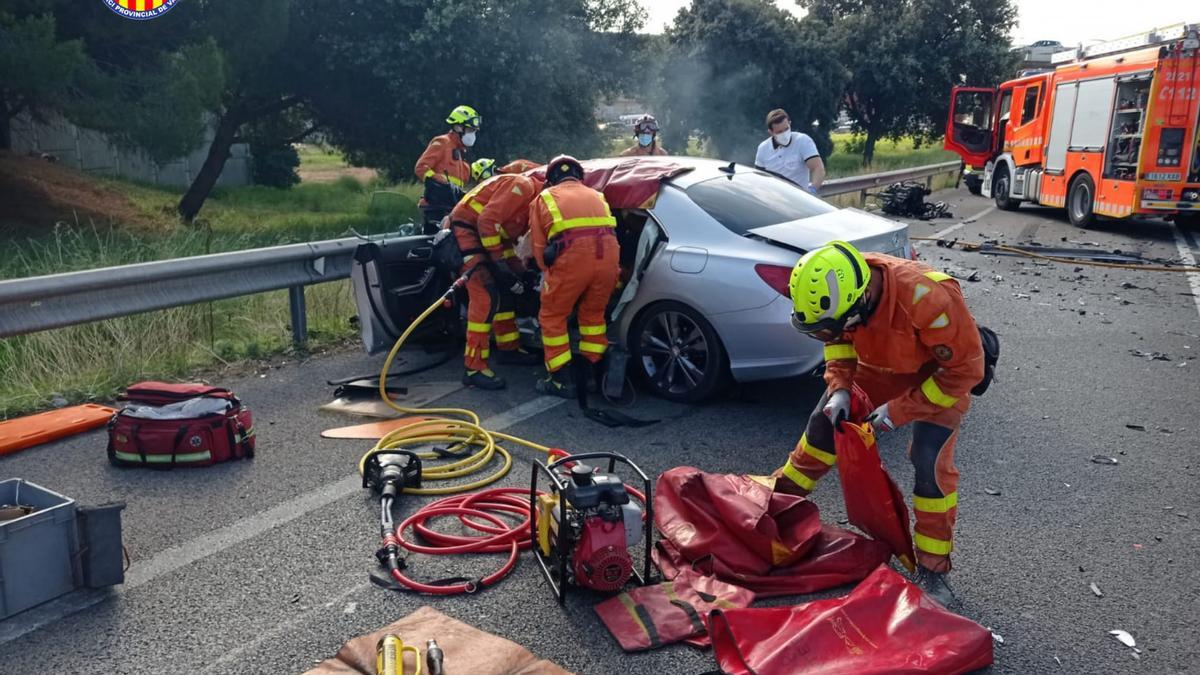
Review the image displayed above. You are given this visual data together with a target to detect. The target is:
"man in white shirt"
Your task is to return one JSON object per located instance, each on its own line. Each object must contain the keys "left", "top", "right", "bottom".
{"left": 754, "top": 108, "right": 826, "bottom": 194}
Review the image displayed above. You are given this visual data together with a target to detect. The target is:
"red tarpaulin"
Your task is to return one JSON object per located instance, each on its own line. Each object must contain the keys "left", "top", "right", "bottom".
{"left": 593, "top": 568, "right": 754, "bottom": 652}
{"left": 709, "top": 565, "right": 994, "bottom": 675}
{"left": 529, "top": 157, "right": 693, "bottom": 209}
{"left": 837, "top": 386, "right": 917, "bottom": 571}
{"left": 653, "top": 468, "right": 890, "bottom": 597}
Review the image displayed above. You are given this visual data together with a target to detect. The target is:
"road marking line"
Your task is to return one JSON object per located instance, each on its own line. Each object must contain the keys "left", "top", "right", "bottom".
{"left": 0, "top": 396, "right": 566, "bottom": 645}
{"left": 1172, "top": 224, "right": 1200, "bottom": 322}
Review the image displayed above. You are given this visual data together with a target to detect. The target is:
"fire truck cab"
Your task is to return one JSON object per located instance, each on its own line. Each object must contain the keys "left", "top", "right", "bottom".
{"left": 945, "top": 23, "right": 1200, "bottom": 228}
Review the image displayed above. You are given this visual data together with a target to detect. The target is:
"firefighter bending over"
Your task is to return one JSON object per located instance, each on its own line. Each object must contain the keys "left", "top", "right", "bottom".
{"left": 777, "top": 240, "right": 985, "bottom": 606}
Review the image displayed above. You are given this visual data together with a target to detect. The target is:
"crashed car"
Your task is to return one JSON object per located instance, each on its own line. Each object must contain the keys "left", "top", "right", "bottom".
{"left": 352, "top": 157, "right": 912, "bottom": 402}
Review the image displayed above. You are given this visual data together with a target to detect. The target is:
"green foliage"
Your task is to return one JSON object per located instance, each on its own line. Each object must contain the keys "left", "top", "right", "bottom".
{"left": 0, "top": 13, "right": 87, "bottom": 147}
{"left": 310, "top": 0, "right": 647, "bottom": 178}
{"left": 800, "top": 0, "right": 1018, "bottom": 164}
{"left": 825, "top": 133, "right": 956, "bottom": 177}
{"left": 249, "top": 141, "right": 301, "bottom": 189}
{"left": 641, "top": 0, "right": 845, "bottom": 164}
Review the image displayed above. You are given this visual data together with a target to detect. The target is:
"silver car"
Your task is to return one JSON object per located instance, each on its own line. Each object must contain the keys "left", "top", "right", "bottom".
{"left": 352, "top": 157, "right": 911, "bottom": 402}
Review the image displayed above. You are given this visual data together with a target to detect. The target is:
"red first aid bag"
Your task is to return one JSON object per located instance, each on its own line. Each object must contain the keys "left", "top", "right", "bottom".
{"left": 594, "top": 569, "right": 754, "bottom": 652}
{"left": 835, "top": 402, "right": 916, "bottom": 571}
{"left": 107, "top": 382, "right": 255, "bottom": 468}
{"left": 709, "top": 565, "right": 994, "bottom": 675}
{"left": 653, "top": 468, "right": 890, "bottom": 597}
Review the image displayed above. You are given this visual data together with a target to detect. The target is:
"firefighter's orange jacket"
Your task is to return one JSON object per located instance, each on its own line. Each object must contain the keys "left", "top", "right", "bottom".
{"left": 414, "top": 133, "right": 470, "bottom": 188}
{"left": 620, "top": 143, "right": 668, "bottom": 157}
{"left": 527, "top": 179, "right": 615, "bottom": 270}
{"left": 823, "top": 254, "right": 984, "bottom": 428}
{"left": 498, "top": 159, "right": 541, "bottom": 174}
{"left": 449, "top": 174, "right": 539, "bottom": 265}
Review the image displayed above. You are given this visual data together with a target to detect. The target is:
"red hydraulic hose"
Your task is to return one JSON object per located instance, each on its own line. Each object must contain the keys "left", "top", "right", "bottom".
{"left": 382, "top": 464, "right": 646, "bottom": 596}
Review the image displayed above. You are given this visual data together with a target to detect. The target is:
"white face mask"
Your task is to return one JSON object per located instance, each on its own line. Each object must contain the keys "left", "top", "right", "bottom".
{"left": 773, "top": 129, "right": 792, "bottom": 146}
{"left": 461, "top": 131, "right": 477, "bottom": 147}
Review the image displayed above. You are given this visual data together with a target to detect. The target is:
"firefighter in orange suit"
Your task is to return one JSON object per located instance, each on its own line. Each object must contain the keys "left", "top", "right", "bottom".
{"left": 620, "top": 115, "right": 668, "bottom": 156}
{"left": 415, "top": 105, "right": 479, "bottom": 230}
{"left": 527, "top": 155, "right": 620, "bottom": 397}
{"left": 447, "top": 173, "right": 544, "bottom": 389}
{"left": 777, "top": 240, "right": 984, "bottom": 607}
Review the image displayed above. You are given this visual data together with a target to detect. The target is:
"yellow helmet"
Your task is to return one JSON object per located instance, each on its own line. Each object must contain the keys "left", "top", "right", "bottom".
{"left": 788, "top": 240, "right": 871, "bottom": 336}
{"left": 446, "top": 105, "right": 481, "bottom": 128}
{"left": 471, "top": 158, "right": 496, "bottom": 181}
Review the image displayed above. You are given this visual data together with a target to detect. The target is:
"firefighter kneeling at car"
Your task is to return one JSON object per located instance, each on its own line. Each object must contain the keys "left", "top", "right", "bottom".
{"left": 776, "top": 240, "right": 984, "bottom": 607}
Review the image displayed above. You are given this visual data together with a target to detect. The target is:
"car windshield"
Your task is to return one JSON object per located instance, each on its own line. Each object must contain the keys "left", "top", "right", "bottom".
{"left": 685, "top": 171, "right": 836, "bottom": 235}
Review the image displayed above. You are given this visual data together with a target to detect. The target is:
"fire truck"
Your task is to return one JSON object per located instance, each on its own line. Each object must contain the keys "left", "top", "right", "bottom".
{"left": 944, "top": 23, "right": 1200, "bottom": 228}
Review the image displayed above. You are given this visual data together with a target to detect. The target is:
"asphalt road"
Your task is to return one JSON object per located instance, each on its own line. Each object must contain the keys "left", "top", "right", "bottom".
{"left": 2, "top": 186, "right": 1199, "bottom": 674}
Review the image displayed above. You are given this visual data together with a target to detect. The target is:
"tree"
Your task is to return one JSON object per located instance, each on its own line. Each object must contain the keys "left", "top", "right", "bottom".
{"left": 644, "top": 0, "right": 845, "bottom": 164}
{"left": 308, "top": 0, "right": 647, "bottom": 179}
{"left": 800, "top": 0, "right": 1018, "bottom": 166}
{"left": 0, "top": 13, "right": 87, "bottom": 151}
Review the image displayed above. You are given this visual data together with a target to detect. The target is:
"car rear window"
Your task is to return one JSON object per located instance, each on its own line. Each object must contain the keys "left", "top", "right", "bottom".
{"left": 684, "top": 171, "right": 836, "bottom": 235}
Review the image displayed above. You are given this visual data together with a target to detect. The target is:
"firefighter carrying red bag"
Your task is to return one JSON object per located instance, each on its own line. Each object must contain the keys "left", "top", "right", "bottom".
{"left": 775, "top": 240, "right": 997, "bottom": 606}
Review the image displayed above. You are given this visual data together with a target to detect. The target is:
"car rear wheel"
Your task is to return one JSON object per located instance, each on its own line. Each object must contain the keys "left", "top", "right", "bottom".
{"left": 629, "top": 301, "right": 727, "bottom": 403}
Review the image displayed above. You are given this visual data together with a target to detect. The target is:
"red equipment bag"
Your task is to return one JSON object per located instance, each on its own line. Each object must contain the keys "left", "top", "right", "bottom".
{"left": 709, "top": 565, "right": 994, "bottom": 675}
{"left": 653, "top": 468, "right": 889, "bottom": 596}
{"left": 107, "top": 381, "right": 255, "bottom": 468}
{"left": 593, "top": 569, "right": 754, "bottom": 652}
{"left": 835, "top": 387, "right": 917, "bottom": 571}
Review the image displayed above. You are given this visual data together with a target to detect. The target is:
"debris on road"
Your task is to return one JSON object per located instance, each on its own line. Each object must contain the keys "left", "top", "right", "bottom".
{"left": 1109, "top": 630, "right": 1136, "bottom": 648}
{"left": 989, "top": 630, "right": 1004, "bottom": 644}
{"left": 984, "top": 487, "right": 1002, "bottom": 496}
{"left": 1090, "top": 582, "right": 1103, "bottom": 598}
{"left": 1125, "top": 424, "right": 1146, "bottom": 431}
{"left": 1176, "top": 512, "right": 1189, "bottom": 519}
{"left": 949, "top": 268, "right": 981, "bottom": 282}
{"left": 1129, "top": 349, "right": 1171, "bottom": 361}
{"left": 1090, "top": 455, "right": 1119, "bottom": 465}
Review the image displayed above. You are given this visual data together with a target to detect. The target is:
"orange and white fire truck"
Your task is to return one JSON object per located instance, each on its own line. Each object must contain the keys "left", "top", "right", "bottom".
{"left": 945, "top": 23, "right": 1200, "bottom": 228}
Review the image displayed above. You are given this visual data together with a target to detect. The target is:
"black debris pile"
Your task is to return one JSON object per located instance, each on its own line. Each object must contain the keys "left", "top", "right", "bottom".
{"left": 871, "top": 181, "right": 953, "bottom": 220}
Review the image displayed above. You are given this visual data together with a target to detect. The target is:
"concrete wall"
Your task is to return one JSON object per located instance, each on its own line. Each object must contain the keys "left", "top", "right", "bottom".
{"left": 9, "top": 113, "right": 252, "bottom": 188}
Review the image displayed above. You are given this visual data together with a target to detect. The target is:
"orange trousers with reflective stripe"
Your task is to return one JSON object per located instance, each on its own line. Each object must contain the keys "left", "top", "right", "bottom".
{"left": 463, "top": 262, "right": 520, "bottom": 372}
{"left": 785, "top": 372, "right": 963, "bottom": 571}
{"left": 539, "top": 235, "right": 619, "bottom": 373}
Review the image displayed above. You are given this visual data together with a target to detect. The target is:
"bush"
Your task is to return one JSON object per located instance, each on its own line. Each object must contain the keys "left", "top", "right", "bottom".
{"left": 250, "top": 141, "right": 301, "bottom": 188}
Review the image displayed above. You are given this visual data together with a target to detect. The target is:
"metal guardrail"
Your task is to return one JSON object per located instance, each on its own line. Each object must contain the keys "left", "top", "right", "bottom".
{"left": 0, "top": 161, "right": 962, "bottom": 342}
{"left": 0, "top": 235, "right": 419, "bottom": 343}
{"left": 819, "top": 160, "right": 962, "bottom": 199}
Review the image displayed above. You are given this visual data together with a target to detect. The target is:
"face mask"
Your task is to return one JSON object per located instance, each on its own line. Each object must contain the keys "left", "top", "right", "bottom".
{"left": 461, "top": 131, "right": 477, "bottom": 147}
{"left": 638, "top": 133, "right": 654, "bottom": 147}
{"left": 773, "top": 130, "right": 792, "bottom": 146}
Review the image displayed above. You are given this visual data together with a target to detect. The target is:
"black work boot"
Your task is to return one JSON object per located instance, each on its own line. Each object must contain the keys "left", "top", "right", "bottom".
{"left": 462, "top": 369, "right": 506, "bottom": 390}
{"left": 494, "top": 347, "right": 541, "bottom": 366}
{"left": 913, "top": 566, "right": 957, "bottom": 608}
{"left": 534, "top": 369, "right": 576, "bottom": 398}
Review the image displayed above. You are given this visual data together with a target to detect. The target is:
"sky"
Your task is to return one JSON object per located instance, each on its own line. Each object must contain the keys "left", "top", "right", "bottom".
{"left": 640, "top": 1, "right": 1192, "bottom": 47}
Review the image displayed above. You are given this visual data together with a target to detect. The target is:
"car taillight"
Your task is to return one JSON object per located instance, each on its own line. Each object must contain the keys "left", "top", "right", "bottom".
{"left": 755, "top": 264, "right": 793, "bottom": 298}
{"left": 1143, "top": 187, "right": 1174, "bottom": 200}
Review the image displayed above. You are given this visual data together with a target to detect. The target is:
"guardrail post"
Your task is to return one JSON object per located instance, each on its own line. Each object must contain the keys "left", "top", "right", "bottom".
{"left": 288, "top": 285, "right": 308, "bottom": 348}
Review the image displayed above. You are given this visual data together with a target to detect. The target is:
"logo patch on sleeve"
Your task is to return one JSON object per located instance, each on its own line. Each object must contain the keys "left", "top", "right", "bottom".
{"left": 932, "top": 345, "right": 954, "bottom": 361}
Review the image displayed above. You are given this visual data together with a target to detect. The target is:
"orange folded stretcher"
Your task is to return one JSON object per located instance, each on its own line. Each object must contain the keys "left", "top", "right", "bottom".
{"left": 0, "top": 404, "right": 117, "bottom": 457}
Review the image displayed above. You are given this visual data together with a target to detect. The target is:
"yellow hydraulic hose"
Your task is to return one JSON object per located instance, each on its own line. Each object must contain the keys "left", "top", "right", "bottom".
{"left": 358, "top": 275, "right": 557, "bottom": 495}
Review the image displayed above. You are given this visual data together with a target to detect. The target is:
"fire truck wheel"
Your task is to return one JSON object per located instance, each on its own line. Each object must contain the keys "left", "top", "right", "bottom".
{"left": 992, "top": 166, "right": 1019, "bottom": 211}
{"left": 1068, "top": 174, "right": 1097, "bottom": 228}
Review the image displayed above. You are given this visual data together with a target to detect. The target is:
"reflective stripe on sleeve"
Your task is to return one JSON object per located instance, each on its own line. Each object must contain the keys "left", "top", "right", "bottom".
{"left": 920, "top": 376, "right": 959, "bottom": 408}
{"left": 781, "top": 462, "right": 816, "bottom": 491}
{"left": 823, "top": 343, "right": 857, "bottom": 361}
